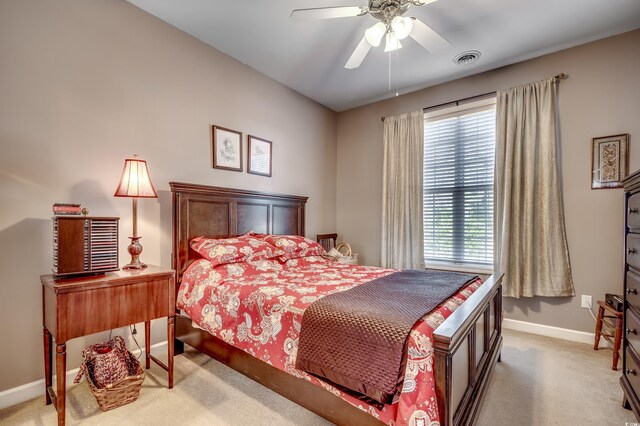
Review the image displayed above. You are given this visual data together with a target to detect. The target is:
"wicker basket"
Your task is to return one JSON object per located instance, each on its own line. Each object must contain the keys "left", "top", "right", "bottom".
{"left": 335, "top": 242, "right": 358, "bottom": 265}
{"left": 75, "top": 338, "right": 145, "bottom": 411}
{"left": 86, "top": 352, "right": 144, "bottom": 411}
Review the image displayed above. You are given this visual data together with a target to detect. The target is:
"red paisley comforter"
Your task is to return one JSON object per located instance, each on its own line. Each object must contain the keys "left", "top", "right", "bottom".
{"left": 177, "top": 256, "right": 481, "bottom": 426}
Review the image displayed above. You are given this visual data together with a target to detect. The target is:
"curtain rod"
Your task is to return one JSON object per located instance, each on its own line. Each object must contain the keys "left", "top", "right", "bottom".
{"left": 380, "top": 73, "right": 568, "bottom": 122}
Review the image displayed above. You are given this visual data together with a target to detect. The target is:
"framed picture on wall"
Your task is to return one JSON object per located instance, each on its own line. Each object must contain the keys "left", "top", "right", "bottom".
{"left": 248, "top": 135, "right": 272, "bottom": 177}
{"left": 591, "top": 134, "right": 629, "bottom": 189}
{"left": 212, "top": 125, "right": 242, "bottom": 171}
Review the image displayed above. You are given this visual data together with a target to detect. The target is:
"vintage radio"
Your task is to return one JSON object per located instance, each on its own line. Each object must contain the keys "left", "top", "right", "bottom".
{"left": 53, "top": 216, "right": 119, "bottom": 276}
{"left": 605, "top": 293, "right": 623, "bottom": 312}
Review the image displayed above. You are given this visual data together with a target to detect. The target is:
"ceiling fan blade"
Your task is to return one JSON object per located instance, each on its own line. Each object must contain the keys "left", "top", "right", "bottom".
{"left": 291, "top": 6, "right": 368, "bottom": 20}
{"left": 409, "top": 17, "right": 450, "bottom": 54}
{"left": 344, "top": 35, "right": 372, "bottom": 69}
{"left": 410, "top": 0, "right": 439, "bottom": 6}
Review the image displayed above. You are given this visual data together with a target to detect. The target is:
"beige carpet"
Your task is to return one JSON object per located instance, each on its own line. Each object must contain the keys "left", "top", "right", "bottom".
{"left": 477, "top": 329, "right": 635, "bottom": 425}
{"left": 0, "top": 329, "right": 635, "bottom": 425}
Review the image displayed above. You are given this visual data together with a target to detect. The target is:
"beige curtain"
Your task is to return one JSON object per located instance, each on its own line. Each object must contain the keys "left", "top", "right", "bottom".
{"left": 495, "top": 77, "right": 574, "bottom": 298}
{"left": 381, "top": 110, "right": 425, "bottom": 270}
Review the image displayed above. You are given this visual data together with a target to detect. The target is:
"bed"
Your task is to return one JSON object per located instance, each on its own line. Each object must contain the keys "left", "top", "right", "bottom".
{"left": 170, "top": 181, "right": 503, "bottom": 426}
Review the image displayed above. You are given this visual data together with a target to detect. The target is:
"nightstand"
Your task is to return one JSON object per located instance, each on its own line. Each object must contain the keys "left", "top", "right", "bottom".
{"left": 594, "top": 300, "right": 623, "bottom": 370}
{"left": 41, "top": 265, "right": 175, "bottom": 425}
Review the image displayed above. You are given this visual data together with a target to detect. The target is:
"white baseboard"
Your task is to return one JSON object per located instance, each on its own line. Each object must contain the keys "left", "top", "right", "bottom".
{"left": 503, "top": 318, "right": 612, "bottom": 348}
{"left": 0, "top": 341, "right": 167, "bottom": 411}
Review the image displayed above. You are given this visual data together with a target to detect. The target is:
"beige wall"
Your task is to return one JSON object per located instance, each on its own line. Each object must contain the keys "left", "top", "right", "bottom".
{"left": 2, "top": 0, "right": 638, "bottom": 396}
{"left": 337, "top": 30, "right": 640, "bottom": 333}
{"left": 0, "top": 0, "right": 337, "bottom": 391}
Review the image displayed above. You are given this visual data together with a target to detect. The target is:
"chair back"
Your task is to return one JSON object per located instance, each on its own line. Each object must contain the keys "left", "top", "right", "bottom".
{"left": 316, "top": 233, "right": 338, "bottom": 253}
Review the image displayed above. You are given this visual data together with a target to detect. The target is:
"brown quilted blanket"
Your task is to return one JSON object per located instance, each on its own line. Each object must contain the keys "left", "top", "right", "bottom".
{"left": 295, "top": 269, "right": 477, "bottom": 404}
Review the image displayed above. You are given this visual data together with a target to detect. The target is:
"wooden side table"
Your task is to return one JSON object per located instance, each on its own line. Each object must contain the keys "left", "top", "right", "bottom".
{"left": 594, "top": 300, "right": 623, "bottom": 370}
{"left": 41, "top": 265, "right": 175, "bottom": 425}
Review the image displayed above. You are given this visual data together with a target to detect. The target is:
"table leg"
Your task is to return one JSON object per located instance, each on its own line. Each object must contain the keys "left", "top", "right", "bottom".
{"left": 145, "top": 321, "right": 151, "bottom": 369}
{"left": 594, "top": 305, "right": 604, "bottom": 350}
{"left": 168, "top": 316, "right": 174, "bottom": 389}
{"left": 613, "top": 316, "right": 623, "bottom": 370}
{"left": 55, "top": 343, "right": 66, "bottom": 426}
{"left": 43, "top": 328, "right": 52, "bottom": 405}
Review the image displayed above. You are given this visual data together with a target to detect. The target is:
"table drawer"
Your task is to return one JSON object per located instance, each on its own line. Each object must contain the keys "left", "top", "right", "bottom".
{"left": 628, "top": 234, "right": 640, "bottom": 271}
{"left": 629, "top": 193, "right": 640, "bottom": 230}
{"left": 59, "top": 278, "right": 171, "bottom": 341}
{"left": 628, "top": 271, "right": 640, "bottom": 311}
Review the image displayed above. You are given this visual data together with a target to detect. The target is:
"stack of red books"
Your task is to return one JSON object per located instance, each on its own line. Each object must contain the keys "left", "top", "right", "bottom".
{"left": 52, "top": 203, "right": 81, "bottom": 216}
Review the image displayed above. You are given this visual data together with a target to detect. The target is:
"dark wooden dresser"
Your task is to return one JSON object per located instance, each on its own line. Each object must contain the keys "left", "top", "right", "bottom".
{"left": 622, "top": 169, "right": 640, "bottom": 419}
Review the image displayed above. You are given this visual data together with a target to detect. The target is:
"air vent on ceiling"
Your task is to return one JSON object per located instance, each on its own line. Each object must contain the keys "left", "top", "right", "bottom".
{"left": 454, "top": 50, "right": 481, "bottom": 66}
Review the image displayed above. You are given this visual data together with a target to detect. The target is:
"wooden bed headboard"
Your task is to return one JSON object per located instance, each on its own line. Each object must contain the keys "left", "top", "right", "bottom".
{"left": 170, "top": 181, "right": 308, "bottom": 284}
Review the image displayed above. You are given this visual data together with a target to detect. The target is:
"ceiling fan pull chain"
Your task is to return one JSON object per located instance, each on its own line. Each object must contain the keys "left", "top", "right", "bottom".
{"left": 395, "top": 49, "right": 399, "bottom": 96}
{"left": 388, "top": 51, "right": 392, "bottom": 91}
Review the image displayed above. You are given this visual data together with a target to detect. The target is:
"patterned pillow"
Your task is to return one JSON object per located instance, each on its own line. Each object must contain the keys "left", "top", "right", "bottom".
{"left": 263, "top": 234, "right": 326, "bottom": 261}
{"left": 242, "top": 230, "right": 269, "bottom": 240}
{"left": 190, "top": 236, "right": 284, "bottom": 267}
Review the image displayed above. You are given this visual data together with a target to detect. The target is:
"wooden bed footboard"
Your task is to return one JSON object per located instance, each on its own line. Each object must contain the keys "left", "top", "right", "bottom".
{"left": 433, "top": 272, "right": 503, "bottom": 426}
{"left": 170, "top": 182, "right": 503, "bottom": 425}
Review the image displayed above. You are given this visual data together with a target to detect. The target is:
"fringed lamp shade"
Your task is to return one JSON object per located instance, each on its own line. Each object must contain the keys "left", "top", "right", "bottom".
{"left": 114, "top": 157, "right": 157, "bottom": 199}
{"left": 114, "top": 155, "right": 156, "bottom": 269}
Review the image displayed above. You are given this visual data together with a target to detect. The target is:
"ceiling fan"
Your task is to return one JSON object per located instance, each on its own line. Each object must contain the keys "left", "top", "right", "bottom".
{"left": 291, "top": 0, "right": 451, "bottom": 69}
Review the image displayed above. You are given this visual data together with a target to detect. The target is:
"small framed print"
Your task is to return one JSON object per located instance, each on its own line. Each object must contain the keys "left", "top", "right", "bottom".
{"left": 591, "top": 133, "right": 629, "bottom": 189}
{"left": 248, "top": 135, "right": 272, "bottom": 177}
{"left": 212, "top": 125, "right": 242, "bottom": 172}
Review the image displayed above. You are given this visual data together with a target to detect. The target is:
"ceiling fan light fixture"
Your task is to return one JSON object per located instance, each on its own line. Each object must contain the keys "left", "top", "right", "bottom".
{"left": 391, "top": 16, "right": 413, "bottom": 40}
{"left": 384, "top": 31, "right": 402, "bottom": 52}
{"left": 299, "top": 0, "right": 450, "bottom": 70}
{"left": 365, "top": 22, "right": 386, "bottom": 47}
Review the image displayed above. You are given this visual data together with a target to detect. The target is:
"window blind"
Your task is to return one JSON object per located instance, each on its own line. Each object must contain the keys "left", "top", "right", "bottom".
{"left": 423, "top": 100, "right": 496, "bottom": 267}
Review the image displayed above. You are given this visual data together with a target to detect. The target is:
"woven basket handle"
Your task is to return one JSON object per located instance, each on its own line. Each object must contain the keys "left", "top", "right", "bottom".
{"left": 74, "top": 363, "right": 87, "bottom": 384}
{"left": 81, "top": 344, "right": 96, "bottom": 361}
{"left": 112, "top": 335, "right": 127, "bottom": 353}
{"left": 336, "top": 242, "right": 352, "bottom": 257}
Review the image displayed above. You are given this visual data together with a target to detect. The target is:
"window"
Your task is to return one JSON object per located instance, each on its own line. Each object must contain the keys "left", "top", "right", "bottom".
{"left": 423, "top": 97, "right": 496, "bottom": 270}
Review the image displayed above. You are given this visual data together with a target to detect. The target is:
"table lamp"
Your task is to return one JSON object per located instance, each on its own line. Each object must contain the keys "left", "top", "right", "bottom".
{"left": 114, "top": 155, "right": 157, "bottom": 269}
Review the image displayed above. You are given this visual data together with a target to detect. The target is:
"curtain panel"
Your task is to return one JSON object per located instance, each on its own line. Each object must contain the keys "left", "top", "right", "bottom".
{"left": 495, "top": 77, "right": 575, "bottom": 298}
{"left": 381, "top": 110, "right": 425, "bottom": 270}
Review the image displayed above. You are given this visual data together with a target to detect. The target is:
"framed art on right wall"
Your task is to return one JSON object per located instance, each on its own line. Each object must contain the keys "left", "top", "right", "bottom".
{"left": 591, "top": 133, "right": 629, "bottom": 189}
{"left": 248, "top": 135, "right": 272, "bottom": 177}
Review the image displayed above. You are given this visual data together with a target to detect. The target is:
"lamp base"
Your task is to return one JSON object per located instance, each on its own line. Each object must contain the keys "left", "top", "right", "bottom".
{"left": 123, "top": 236, "right": 147, "bottom": 269}
{"left": 123, "top": 261, "right": 147, "bottom": 269}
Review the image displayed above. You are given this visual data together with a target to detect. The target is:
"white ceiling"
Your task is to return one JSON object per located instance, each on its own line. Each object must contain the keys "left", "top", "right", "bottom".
{"left": 126, "top": 0, "right": 640, "bottom": 112}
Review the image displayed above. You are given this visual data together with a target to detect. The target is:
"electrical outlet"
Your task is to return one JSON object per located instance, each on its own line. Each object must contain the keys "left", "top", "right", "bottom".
{"left": 581, "top": 295, "right": 592, "bottom": 308}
